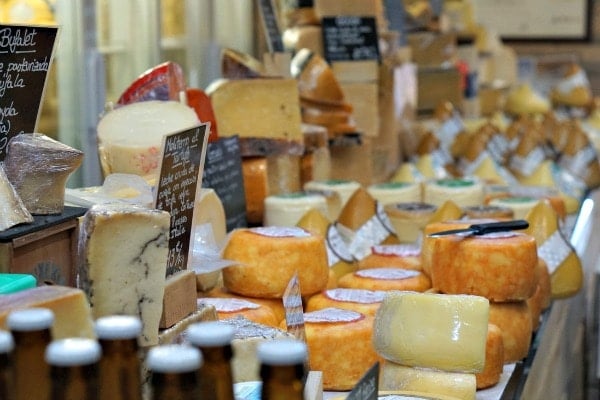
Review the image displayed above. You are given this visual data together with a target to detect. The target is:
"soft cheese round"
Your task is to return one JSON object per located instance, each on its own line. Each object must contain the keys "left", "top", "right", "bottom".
{"left": 430, "top": 232, "right": 538, "bottom": 301}
{"left": 222, "top": 227, "right": 329, "bottom": 298}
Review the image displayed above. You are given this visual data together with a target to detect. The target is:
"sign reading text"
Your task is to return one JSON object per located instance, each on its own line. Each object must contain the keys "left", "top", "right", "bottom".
{"left": 258, "top": 0, "right": 284, "bottom": 53}
{"left": 0, "top": 24, "right": 58, "bottom": 161}
{"left": 322, "top": 16, "right": 380, "bottom": 63}
{"left": 155, "top": 124, "right": 209, "bottom": 275}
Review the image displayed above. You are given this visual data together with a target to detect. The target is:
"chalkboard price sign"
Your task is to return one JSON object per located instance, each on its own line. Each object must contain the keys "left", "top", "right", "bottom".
{"left": 258, "top": 0, "right": 284, "bottom": 53}
{"left": 322, "top": 16, "right": 380, "bottom": 63}
{"left": 0, "top": 24, "right": 59, "bottom": 161}
{"left": 202, "top": 136, "right": 247, "bottom": 231}
{"left": 155, "top": 124, "right": 209, "bottom": 276}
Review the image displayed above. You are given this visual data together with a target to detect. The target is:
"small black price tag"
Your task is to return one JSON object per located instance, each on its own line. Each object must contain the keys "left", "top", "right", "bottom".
{"left": 322, "top": 16, "right": 380, "bottom": 63}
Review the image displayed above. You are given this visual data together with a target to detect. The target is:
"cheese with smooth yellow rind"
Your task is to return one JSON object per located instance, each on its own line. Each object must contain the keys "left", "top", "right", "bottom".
{"left": 525, "top": 201, "right": 583, "bottom": 298}
{"left": 264, "top": 192, "right": 328, "bottom": 227}
{"left": 423, "top": 178, "right": 484, "bottom": 208}
{"left": 367, "top": 182, "right": 422, "bottom": 206}
{"left": 373, "top": 291, "right": 489, "bottom": 373}
{"left": 0, "top": 285, "right": 95, "bottom": 339}
{"left": 379, "top": 362, "right": 476, "bottom": 400}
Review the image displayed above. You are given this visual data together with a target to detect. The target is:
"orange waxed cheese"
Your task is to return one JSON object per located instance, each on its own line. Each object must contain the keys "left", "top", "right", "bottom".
{"left": 338, "top": 268, "right": 431, "bottom": 292}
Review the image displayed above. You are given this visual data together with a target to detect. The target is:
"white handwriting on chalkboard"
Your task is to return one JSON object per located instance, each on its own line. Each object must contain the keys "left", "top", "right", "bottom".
{"left": 0, "top": 27, "right": 37, "bottom": 53}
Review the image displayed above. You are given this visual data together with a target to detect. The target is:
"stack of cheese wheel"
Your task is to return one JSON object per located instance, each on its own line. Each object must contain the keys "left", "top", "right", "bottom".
{"left": 428, "top": 225, "right": 540, "bottom": 388}
{"left": 295, "top": 307, "right": 378, "bottom": 391}
{"left": 373, "top": 291, "right": 489, "bottom": 399}
{"left": 221, "top": 226, "right": 329, "bottom": 318}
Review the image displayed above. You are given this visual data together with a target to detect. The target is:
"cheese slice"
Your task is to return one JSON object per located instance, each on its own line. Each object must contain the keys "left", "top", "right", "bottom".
{"left": 0, "top": 164, "right": 33, "bottom": 231}
{"left": 373, "top": 291, "right": 489, "bottom": 373}
{"left": 0, "top": 285, "right": 95, "bottom": 339}
{"left": 379, "top": 362, "right": 476, "bottom": 400}
{"left": 78, "top": 204, "right": 170, "bottom": 346}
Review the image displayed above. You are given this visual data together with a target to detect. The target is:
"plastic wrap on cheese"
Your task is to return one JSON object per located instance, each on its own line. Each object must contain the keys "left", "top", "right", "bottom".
{"left": 0, "top": 164, "right": 33, "bottom": 231}
{"left": 4, "top": 133, "right": 83, "bottom": 215}
{"left": 373, "top": 291, "right": 489, "bottom": 373}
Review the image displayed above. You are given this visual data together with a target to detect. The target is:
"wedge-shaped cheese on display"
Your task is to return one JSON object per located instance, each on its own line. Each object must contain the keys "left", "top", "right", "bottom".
{"left": 221, "top": 47, "right": 266, "bottom": 79}
{"left": 291, "top": 49, "right": 345, "bottom": 106}
{"left": 158, "top": 302, "right": 218, "bottom": 345}
{"left": 219, "top": 316, "right": 294, "bottom": 383}
{"left": 304, "top": 179, "right": 361, "bottom": 211}
{"left": 379, "top": 362, "right": 477, "bottom": 400}
{"left": 525, "top": 200, "right": 583, "bottom": 298}
{"left": 4, "top": 133, "right": 83, "bottom": 215}
{"left": 78, "top": 204, "right": 170, "bottom": 346}
{"left": 373, "top": 291, "right": 489, "bottom": 373}
{"left": 97, "top": 100, "right": 200, "bottom": 177}
{"left": 0, "top": 285, "right": 95, "bottom": 339}
{"left": 207, "top": 78, "right": 303, "bottom": 143}
{"left": 0, "top": 165, "right": 33, "bottom": 231}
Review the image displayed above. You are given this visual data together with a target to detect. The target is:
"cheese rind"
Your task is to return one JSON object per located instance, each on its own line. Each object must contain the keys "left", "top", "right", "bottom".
{"left": 78, "top": 204, "right": 170, "bottom": 346}
{"left": 373, "top": 291, "right": 489, "bottom": 373}
{"left": 0, "top": 285, "right": 95, "bottom": 339}
{"left": 0, "top": 164, "right": 33, "bottom": 231}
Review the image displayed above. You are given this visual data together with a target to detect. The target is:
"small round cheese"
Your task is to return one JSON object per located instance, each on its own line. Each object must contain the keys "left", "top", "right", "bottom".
{"left": 202, "top": 286, "right": 286, "bottom": 325}
{"left": 431, "top": 232, "right": 538, "bottom": 302}
{"left": 301, "top": 307, "right": 378, "bottom": 391}
{"left": 489, "top": 301, "right": 532, "bottom": 363}
{"left": 423, "top": 178, "right": 484, "bottom": 208}
{"left": 367, "top": 182, "right": 422, "bottom": 206}
{"left": 197, "top": 298, "right": 279, "bottom": 327}
{"left": 488, "top": 196, "right": 540, "bottom": 220}
{"left": 222, "top": 227, "right": 329, "bottom": 298}
{"left": 303, "top": 179, "right": 361, "bottom": 210}
{"left": 358, "top": 244, "right": 422, "bottom": 271}
{"left": 263, "top": 192, "right": 328, "bottom": 227}
{"left": 306, "top": 288, "right": 385, "bottom": 317}
{"left": 476, "top": 323, "right": 504, "bottom": 389}
{"left": 338, "top": 268, "right": 431, "bottom": 292}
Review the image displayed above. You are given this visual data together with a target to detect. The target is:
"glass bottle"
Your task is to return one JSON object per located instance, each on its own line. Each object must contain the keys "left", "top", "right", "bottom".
{"left": 95, "top": 315, "right": 143, "bottom": 400}
{"left": 147, "top": 344, "right": 202, "bottom": 399}
{"left": 257, "top": 339, "right": 307, "bottom": 400}
{"left": 45, "top": 338, "right": 102, "bottom": 400}
{"left": 186, "top": 321, "right": 235, "bottom": 400}
{"left": 7, "top": 307, "right": 54, "bottom": 400}
{"left": 0, "top": 330, "right": 15, "bottom": 400}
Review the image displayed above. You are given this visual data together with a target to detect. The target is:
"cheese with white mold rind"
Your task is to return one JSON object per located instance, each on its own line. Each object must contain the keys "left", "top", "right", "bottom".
{"left": 4, "top": 133, "right": 83, "bottom": 215}
{"left": 78, "top": 204, "right": 170, "bottom": 346}
{"left": 373, "top": 291, "right": 489, "bottom": 373}
{"left": 379, "top": 362, "right": 477, "bottom": 400}
{"left": 0, "top": 164, "right": 33, "bottom": 231}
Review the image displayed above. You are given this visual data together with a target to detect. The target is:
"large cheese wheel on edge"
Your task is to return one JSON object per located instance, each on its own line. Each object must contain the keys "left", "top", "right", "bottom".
{"left": 488, "top": 301, "right": 532, "bottom": 363}
{"left": 373, "top": 291, "right": 489, "bottom": 373}
{"left": 222, "top": 227, "right": 329, "bottom": 298}
{"left": 338, "top": 268, "right": 431, "bottom": 292}
{"left": 300, "top": 307, "right": 378, "bottom": 391}
{"left": 430, "top": 232, "right": 538, "bottom": 302}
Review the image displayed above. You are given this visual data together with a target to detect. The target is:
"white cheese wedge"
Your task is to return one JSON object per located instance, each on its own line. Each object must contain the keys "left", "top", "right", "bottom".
{"left": 0, "top": 164, "right": 33, "bottom": 231}
{"left": 373, "top": 291, "right": 489, "bottom": 373}
{"left": 78, "top": 204, "right": 170, "bottom": 346}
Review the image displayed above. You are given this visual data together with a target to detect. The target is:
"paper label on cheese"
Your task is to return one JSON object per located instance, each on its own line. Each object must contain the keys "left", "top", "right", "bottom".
{"left": 250, "top": 226, "right": 311, "bottom": 238}
{"left": 304, "top": 307, "right": 363, "bottom": 323}
{"left": 325, "top": 288, "right": 386, "bottom": 304}
{"left": 538, "top": 229, "right": 572, "bottom": 274}
{"left": 479, "top": 231, "right": 518, "bottom": 239}
{"left": 198, "top": 298, "right": 260, "bottom": 312}
{"left": 460, "top": 151, "right": 489, "bottom": 177}
{"left": 355, "top": 268, "right": 420, "bottom": 280}
{"left": 348, "top": 210, "right": 394, "bottom": 260}
{"left": 509, "top": 147, "right": 545, "bottom": 176}
{"left": 371, "top": 244, "right": 421, "bottom": 257}
{"left": 327, "top": 224, "right": 355, "bottom": 265}
{"left": 560, "top": 145, "right": 596, "bottom": 177}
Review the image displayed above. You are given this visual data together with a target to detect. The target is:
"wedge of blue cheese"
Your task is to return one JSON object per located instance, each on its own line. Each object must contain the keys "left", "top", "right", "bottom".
{"left": 78, "top": 204, "right": 170, "bottom": 346}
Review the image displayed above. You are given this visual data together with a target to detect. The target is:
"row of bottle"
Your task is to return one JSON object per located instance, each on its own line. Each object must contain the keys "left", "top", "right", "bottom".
{"left": 0, "top": 308, "right": 308, "bottom": 400}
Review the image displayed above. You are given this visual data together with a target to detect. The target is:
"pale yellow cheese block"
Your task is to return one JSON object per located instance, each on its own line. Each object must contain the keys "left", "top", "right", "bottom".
{"left": 373, "top": 291, "right": 489, "bottom": 373}
{"left": 207, "top": 78, "right": 303, "bottom": 143}
{"left": 340, "top": 82, "right": 379, "bottom": 137}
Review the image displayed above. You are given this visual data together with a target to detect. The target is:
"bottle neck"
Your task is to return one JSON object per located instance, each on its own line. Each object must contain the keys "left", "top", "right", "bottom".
{"left": 12, "top": 329, "right": 52, "bottom": 400}
{"left": 98, "top": 338, "right": 142, "bottom": 400}
{"left": 151, "top": 371, "right": 199, "bottom": 399}
{"left": 260, "top": 363, "right": 305, "bottom": 400}
{"left": 0, "top": 352, "right": 14, "bottom": 400}
{"left": 12, "top": 329, "right": 52, "bottom": 347}
{"left": 50, "top": 363, "right": 99, "bottom": 400}
{"left": 197, "top": 345, "right": 235, "bottom": 400}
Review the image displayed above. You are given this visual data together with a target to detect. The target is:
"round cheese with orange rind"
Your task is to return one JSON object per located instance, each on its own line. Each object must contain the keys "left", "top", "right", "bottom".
{"left": 305, "top": 288, "right": 385, "bottom": 317}
{"left": 338, "top": 268, "right": 431, "bottom": 292}
{"left": 489, "top": 301, "right": 532, "bottom": 363}
{"left": 475, "top": 323, "right": 504, "bottom": 389}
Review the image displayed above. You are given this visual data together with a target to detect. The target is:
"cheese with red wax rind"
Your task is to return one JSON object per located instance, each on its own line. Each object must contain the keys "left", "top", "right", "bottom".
{"left": 117, "top": 61, "right": 186, "bottom": 105}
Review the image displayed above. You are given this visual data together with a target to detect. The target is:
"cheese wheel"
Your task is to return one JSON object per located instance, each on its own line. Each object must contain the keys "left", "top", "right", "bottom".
{"left": 222, "top": 227, "right": 329, "bottom": 298}
{"left": 202, "top": 286, "right": 286, "bottom": 325}
{"left": 431, "top": 232, "right": 538, "bottom": 301}
{"left": 384, "top": 202, "right": 437, "bottom": 243}
{"left": 462, "top": 204, "right": 513, "bottom": 219}
{"left": 367, "top": 182, "right": 422, "bottom": 206}
{"left": 302, "top": 188, "right": 341, "bottom": 222}
{"left": 359, "top": 244, "right": 422, "bottom": 271}
{"left": 302, "top": 308, "right": 378, "bottom": 390}
{"left": 379, "top": 361, "right": 477, "bottom": 400}
{"left": 264, "top": 192, "right": 328, "bottom": 227}
{"left": 475, "top": 323, "right": 504, "bottom": 389}
{"left": 197, "top": 298, "right": 279, "bottom": 328}
{"left": 488, "top": 196, "right": 540, "bottom": 220}
{"left": 423, "top": 178, "right": 485, "bottom": 208}
{"left": 373, "top": 291, "right": 489, "bottom": 373}
{"left": 303, "top": 179, "right": 361, "bottom": 210}
{"left": 526, "top": 260, "right": 552, "bottom": 331}
{"left": 305, "top": 288, "right": 385, "bottom": 317}
{"left": 242, "top": 157, "right": 269, "bottom": 224}
{"left": 338, "top": 268, "right": 431, "bottom": 292}
{"left": 488, "top": 301, "right": 532, "bottom": 363}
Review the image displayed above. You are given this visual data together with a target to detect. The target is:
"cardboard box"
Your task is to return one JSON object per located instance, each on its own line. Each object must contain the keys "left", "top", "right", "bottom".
{"left": 0, "top": 206, "right": 86, "bottom": 287}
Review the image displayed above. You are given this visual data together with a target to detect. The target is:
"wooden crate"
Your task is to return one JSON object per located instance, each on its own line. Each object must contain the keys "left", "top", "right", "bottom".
{"left": 0, "top": 206, "right": 86, "bottom": 287}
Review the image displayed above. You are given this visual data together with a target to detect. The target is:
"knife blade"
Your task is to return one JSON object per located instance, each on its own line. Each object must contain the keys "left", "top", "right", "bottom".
{"left": 427, "top": 219, "right": 529, "bottom": 237}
